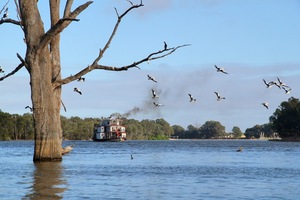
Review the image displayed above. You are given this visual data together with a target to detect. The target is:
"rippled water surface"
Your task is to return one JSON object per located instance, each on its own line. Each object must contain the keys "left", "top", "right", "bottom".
{"left": 0, "top": 140, "right": 300, "bottom": 200}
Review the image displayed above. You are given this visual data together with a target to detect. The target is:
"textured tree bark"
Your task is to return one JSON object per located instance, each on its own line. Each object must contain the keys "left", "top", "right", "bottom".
{"left": 19, "top": 0, "right": 62, "bottom": 161}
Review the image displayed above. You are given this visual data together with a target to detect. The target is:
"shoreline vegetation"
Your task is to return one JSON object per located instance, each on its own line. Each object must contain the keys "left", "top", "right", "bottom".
{"left": 1, "top": 103, "right": 299, "bottom": 142}
{"left": 2, "top": 97, "right": 300, "bottom": 141}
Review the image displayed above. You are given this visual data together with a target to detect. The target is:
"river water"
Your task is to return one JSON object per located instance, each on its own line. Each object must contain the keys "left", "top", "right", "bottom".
{"left": 0, "top": 140, "right": 299, "bottom": 200}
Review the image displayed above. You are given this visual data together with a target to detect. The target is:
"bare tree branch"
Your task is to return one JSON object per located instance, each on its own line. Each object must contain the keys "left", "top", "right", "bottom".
{"left": 0, "top": 53, "right": 25, "bottom": 81}
{"left": 61, "top": 100, "right": 67, "bottom": 112}
{"left": 52, "top": 44, "right": 190, "bottom": 88}
{"left": 0, "top": 0, "right": 9, "bottom": 14}
{"left": 92, "top": 0, "right": 144, "bottom": 66}
{"left": 38, "top": 1, "right": 93, "bottom": 52}
{"left": 13, "top": 0, "right": 24, "bottom": 31}
{"left": 51, "top": 0, "right": 189, "bottom": 89}
{"left": 121, "top": 44, "right": 191, "bottom": 69}
{"left": 63, "top": 0, "right": 74, "bottom": 18}
{"left": 0, "top": 18, "right": 21, "bottom": 25}
{"left": 0, "top": 0, "right": 22, "bottom": 26}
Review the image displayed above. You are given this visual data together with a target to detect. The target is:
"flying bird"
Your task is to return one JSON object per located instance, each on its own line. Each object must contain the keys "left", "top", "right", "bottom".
{"left": 277, "top": 77, "right": 287, "bottom": 88}
{"left": 188, "top": 94, "right": 196, "bottom": 102}
{"left": 214, "top": 65, "right": 228, "bottom": 74}
{"left": 282, "top": 86, "right": 291, "bottom": 94}
{"left": 262, "top": 102, "right": 269, "bottom": 109}
{"left": 214, "top": 92, "right": 225, "bottom": 101}
{"left": 77, "top": 77, "right": 85, "bottom": 82}
{"left": 25, "top": 106, "right": 33, "bottom": 112}
{"left": 147, "top": 75, "right": 157, "bottom": 83}
{"left": 151, "top": 89, "right": 159, "bottom": 98}
{"left": 153, "top": 102, "right": 164, "bottom": 107}
{"left": 263, "top": 79, "right": 276, "bottom": 88}
{"left": 74, "top": 87, "right": 82, "bottom": 95}
{"left": 164, "top": 41, "right": 167, "bottom": 50}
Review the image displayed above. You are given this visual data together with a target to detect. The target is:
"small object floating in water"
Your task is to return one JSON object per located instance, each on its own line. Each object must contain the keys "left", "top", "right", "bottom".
{"left": 62, "top": 145, "right": 74, "bottom": 155}
{"left": 131, "top": 154, "right": 133, "bottom": 160}
{"left": 236, "top": 147, "right": 243, "bottom": 152}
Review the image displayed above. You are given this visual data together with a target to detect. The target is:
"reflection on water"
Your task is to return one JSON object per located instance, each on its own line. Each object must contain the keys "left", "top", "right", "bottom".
{"left": 0, "top": 140, "right": 300, "bottom": 199}
{"left": 24, "top": 162, "right": 67, "bottom": 200}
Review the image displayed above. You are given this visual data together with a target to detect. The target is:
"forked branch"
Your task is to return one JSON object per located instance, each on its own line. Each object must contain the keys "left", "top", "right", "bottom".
{"left": 52, "top": 0, "right": 189, "bottom": 88}
{"left": 0, "top": 0, "right": 21, "bottom": 26}
{"left": 0, "top": 53, "right": 25, "bottom": 81}
{"left": 92, "top": 0, "right": 144, "bottom": 65}
{"left": 53, "top": 43, "right": 190, "bottom": 88}
{"left": 38, "top": 1, "right": 93, "bottom": 52}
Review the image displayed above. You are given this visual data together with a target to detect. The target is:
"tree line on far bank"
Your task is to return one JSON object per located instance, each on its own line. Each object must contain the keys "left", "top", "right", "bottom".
{"left": 1, "top": 97, "right": 300, "bottom": 141}
{"left": 0, "top": 111, "right": 255, "bottom": 141}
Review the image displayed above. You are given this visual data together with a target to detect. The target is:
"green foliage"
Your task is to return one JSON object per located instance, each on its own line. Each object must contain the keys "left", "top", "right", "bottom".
{"left": 244, "top": 123, "right": 276, "bottom": 139}
{"left": 269, "top": 97, "right": 300, "bottom": 139}
{"left": 124, "top": 118, "right": 173, "bottom": 140}
{"left": 0, "top": 111, "right": 34, "bottom": 140}
{"left": 0, "top": 110, "right": 176, "bottom": 140}
{"left": 231, "top": 126, "right": 243, "bottom": 138}
{"left": 200, "top": 121, "right": 226, "bottom": 139}
{"left": 172, "top": 121, "right": 229, "bottom": 139}
{"left": 172, "top": 125, "right": 185, "bottom": 135}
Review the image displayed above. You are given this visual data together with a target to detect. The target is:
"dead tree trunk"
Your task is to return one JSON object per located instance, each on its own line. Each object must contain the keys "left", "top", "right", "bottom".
{"left": 19, "top": 1, "right": 62, "bottom": 161}
{"left": 0, "top": 0, "right": 188, "bottom": 162}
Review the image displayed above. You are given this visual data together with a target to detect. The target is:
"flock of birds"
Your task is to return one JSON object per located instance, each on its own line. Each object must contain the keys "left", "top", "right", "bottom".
{"left": 147, "top": 64, "right": 292, "bottom": 110}
{"left": 70, "top": 62, "right": 292, "bottom": 111}
{"left": 73, "top": 77, "right": 85, "bottom": 95}
{"left": 21, "top": 63, "right": 293, "bottom": 114}
{"left": 261, "top": 77, "right": 292, "bottom": 109}
{"left": 146, "top": 65, "right": 229, "bottom": 108}
{"left": 0, "top": 37, "right": 289, "bottom": 113}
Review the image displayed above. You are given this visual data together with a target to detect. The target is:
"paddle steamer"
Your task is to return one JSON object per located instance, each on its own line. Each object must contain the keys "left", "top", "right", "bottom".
{"left": 93, "top": 117, "right": 126, "bottom": 142}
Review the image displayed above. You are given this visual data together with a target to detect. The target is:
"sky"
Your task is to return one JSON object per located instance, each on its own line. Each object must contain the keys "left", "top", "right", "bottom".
{"left": 1, "top": 0, "right": 300, "bottom": 132}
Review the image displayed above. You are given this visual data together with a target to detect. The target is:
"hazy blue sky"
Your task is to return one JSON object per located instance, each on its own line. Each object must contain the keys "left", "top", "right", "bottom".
{"left": 1, "top": 0, "right": 300, "bottom": 132}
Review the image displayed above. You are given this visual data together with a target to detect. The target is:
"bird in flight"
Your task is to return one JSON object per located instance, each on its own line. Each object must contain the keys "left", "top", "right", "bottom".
{"left": 147, "top": 75, "right": 157, "bottom": 83}
{"left": 188, "top": 94, "right": 196, "bottom": 102}
{"left": 214, "top": 92, "right": 225, "bottom": 101}
{"left": 25, "top": 106, "right": 33, "bottom": 112}
{"left": 153, "top": 102, "right": 164, "bottom": 107}
{"left": 263, "top": 79, "right": 276, "bottom": 88}
{"left": 151, "top": 89, "right": 159, "bottom": 99}
{"left": 214, "top": 65, "right": 228, "bottom": 74}
{"left": 282, "top": 87, "right": 291, "bottom": 94}
{"left": 277, "top": 77, "right": 287, "bottom": 88}
{"left": 262, "top": 102, "right": 269, "bottom": 109}
{"left": 74, "top": 87, "right": 82, "bottom": 95}
{"left": 77, "top": 77, "right": 85, "bottom": 82}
